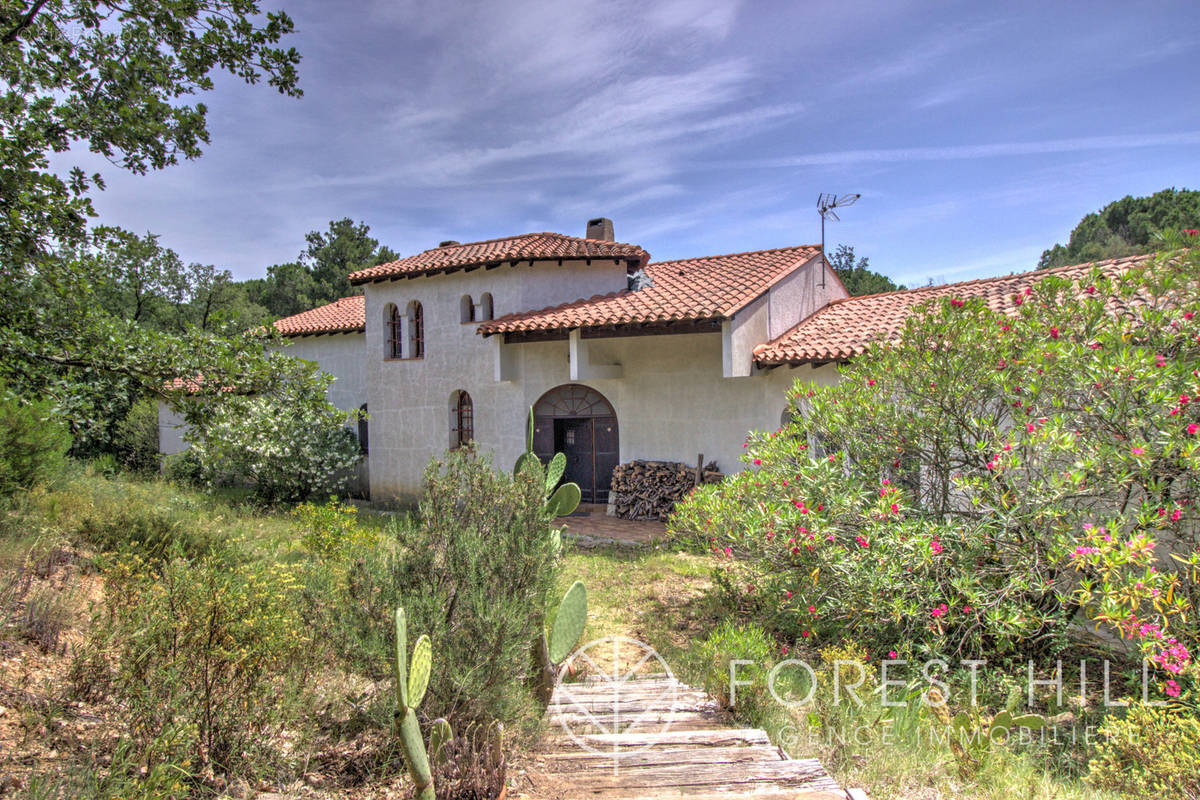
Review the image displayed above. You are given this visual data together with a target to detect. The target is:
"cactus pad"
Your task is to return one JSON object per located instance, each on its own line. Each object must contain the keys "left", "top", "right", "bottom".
{"left": 408, "top": 634, "right": 431, "bottom": 708}
{"left": 513, "top": 451, "right": 538, "bottom": 476}
{"left": 548, "top": 580, "right": 588, "bottom": 663}
{"left": 545, "top": 452, "right": 566, "bottom": 492}
{"left": 546, "top": 482, "right": 581, "bottom": 518}
{"left": 394, "top": 607, "right": 409, "bottom": 708}
{"left": 428, "top": 718, "right": 453, "bottom": 766}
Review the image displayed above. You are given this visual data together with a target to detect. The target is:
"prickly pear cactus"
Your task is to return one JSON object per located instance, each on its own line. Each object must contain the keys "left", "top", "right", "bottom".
{"left": 428, "top": 718, "right": 453, "bottom": 767}
{"left": 392, "top": 608, "right": 435, "bottom": 800}
{"left": 548, "top": 581, "right": 588, "bottom": 664}
{"left": 534, "top": 581, "right": 589, "bottom": 704}
{"left": 511, "top": 405, "right": 583, "bottom": 519}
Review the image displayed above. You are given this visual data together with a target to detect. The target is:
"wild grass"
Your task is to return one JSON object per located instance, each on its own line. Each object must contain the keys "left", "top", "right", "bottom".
{"left": 561, "top": 543, "right": 1129, "bottom": 800}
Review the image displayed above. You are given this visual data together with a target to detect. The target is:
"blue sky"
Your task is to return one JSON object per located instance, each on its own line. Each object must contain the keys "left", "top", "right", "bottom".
{"left": 72, "top": 0, "right": 1200, "bottom": 287}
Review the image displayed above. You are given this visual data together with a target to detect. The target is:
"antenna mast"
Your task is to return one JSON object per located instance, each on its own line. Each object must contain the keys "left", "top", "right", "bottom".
{"left": 816, "top": 193, "right": 860, "bottom": 288}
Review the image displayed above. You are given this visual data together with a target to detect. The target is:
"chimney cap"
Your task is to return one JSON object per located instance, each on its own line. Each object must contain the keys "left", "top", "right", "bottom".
{"left": 438, "top": 240, "right": 460, "bottom": 248}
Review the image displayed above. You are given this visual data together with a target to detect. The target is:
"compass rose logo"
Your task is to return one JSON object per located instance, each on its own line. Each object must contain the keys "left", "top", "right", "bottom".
{"left": 552, "top": 636, "right": 678, "bottom": 764}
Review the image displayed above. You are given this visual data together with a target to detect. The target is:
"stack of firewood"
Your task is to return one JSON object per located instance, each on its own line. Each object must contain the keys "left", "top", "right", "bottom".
{"left": 609, "top": 457, "right": 722, "bottom": 521}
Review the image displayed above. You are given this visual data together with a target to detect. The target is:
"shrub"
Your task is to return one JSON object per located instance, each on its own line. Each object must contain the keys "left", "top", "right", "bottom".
{"left": 77, "top": 503, "right": 228, "bottom": 563}
{"left": 162, "top": 449, "right": 203, "bottom": 485}
{"left": 0, "top": 388, "right": 71, "bottom": 506}
{"left": 183, "top": 370, "right": 362, "bottom": 505}
{"left": 309, "top": 447, "right": 561, "bottom": 734}
{"left": 1087, "top": 703, "right": 1200, "bottom": 797}
{"left": 672, "top": 248, "right": 1200, "bottom": 685}
{"left": 696, "top": 620, "right": 777, "bottom": 723}
{"left": 74, "top": 552, "right": 312, "bottom": 782}
{"left": 293, "top": 497, "right": 376, "bottom": 559}
{"left": 113, "top": 399, "right": 160, "bottom": 474}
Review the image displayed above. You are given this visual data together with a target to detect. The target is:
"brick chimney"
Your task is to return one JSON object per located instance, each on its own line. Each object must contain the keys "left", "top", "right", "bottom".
{"left": 585, "top": 217, "right": 614, "bottom": 241}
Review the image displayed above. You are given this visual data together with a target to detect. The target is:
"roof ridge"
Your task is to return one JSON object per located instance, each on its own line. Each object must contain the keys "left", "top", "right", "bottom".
{"left": 837, "top": 251, "right": 1161, "bottom": 304}
{"left": 649, "top": 243, "right": 821, "bottom": 267}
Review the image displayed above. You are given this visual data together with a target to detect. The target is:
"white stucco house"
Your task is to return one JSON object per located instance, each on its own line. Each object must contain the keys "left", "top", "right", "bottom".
{"left": 159, "top": 214, "right": 1150, "bottom": 505}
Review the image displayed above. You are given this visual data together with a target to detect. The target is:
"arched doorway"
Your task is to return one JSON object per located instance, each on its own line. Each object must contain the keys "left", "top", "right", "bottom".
{"left": 532, "top": 384, "right": 618, "bottom": 504}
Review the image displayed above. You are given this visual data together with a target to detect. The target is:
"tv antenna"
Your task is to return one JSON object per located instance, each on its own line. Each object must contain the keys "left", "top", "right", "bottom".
{"left": 817, "top": 193, "right": 860, "bottom": 287}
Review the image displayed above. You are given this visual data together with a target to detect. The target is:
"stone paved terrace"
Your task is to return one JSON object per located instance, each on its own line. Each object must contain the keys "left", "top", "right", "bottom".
{"left": 561, "top": 505, "right": 667, "bottom": 548}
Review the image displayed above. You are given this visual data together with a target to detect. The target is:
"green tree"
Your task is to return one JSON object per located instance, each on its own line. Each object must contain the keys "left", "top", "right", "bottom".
{"left": 828, "top": 244, "right": 904, "bottom": 296}
{"left": 301, "top": 217, "right": 397, "bottom": 303}
{"left": 0, "top": 0, "right": 301, "bottom": 268}
{"left": 241, "top": 219, "right": 397, "bottom": 318}
{"left": 0, "top": 1, "right": 315, "bottom": 460}
{"left": 1039, "top": 187, "right": 1200, "bottom": 268}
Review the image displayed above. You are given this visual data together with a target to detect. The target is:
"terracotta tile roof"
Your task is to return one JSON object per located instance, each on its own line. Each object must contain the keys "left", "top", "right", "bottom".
{"left": 753, "top": 253, "right": 1159, "bottom": 365}
{"left": 273, "top": 295, "right": 366, "bottom": 337}
{"left": 348, "top": 233, "right": 649, "bottom": 284}
{"left": 477, "top": 244, "right": 823, "bottom": 335}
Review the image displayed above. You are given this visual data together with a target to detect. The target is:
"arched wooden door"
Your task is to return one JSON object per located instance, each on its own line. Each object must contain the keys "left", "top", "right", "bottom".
{"left": 532, "top": 385, "right": 618, "bottom": 504}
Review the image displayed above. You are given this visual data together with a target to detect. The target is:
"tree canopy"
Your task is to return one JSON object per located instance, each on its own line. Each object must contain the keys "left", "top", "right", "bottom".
{"left": 827, "top": 244, "right": 904, "bottom": 296}
{"left": 241, "top": 218, "right": 397, "bottom": 318}
{"left": 1039, "top": 187, "right": 1200, "bottom": 269}
{"left": 1, "top": 0, "right": 301, "bottom": 268}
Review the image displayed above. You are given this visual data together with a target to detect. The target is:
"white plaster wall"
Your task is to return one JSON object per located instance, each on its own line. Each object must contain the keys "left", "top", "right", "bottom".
{"left": 157, "top": 402, "right": 188, "bottom": 455}
{"left": 766, "top": 256, "right": 848, "bottom": 340}
{"left": 283, "top": 333, "right": 368, "bottom": 413}
{"left": 363, "top": 293, "right": 845, "bottom": 502}
{"left": 362, "top": 260, "right": 627, "bottom": 501}
{"left": 724, "top": 256, "right": 847, "bottom": 377}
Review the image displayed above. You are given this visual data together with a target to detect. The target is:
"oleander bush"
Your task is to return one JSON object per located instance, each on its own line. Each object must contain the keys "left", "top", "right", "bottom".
{"left": 672, "top": 247, "right": 1200, "bottom": 700}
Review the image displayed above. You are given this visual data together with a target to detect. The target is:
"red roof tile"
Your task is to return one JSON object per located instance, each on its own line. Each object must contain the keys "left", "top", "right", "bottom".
{"left": 273, "top": 295, "right": 365, "bottom": 337}
{"left": 348, "top": 233, "right": 648, "bottom": 284}
{"left": 753, "top": 253, "right": 1158, "bottom": 365}
{"left": 477, "top": 244, "right": 823, "bottom": 334}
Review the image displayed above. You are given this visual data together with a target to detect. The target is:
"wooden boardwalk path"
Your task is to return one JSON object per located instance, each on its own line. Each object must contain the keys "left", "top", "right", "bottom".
{"left": 522, "top": 675, "right": 862, "bottom": 800}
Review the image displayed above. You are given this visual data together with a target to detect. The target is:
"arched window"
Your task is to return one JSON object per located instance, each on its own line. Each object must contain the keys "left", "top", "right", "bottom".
{"left": 385, "top": 304, "right": 402, "bottom": 360}
{"left": 451, "top": 390, "right": 473, "bottom": 449}
{"left": 407, "top": 301, "right": 424, "bottom": 359}
{"left": 460, "top": 294, "right": 475, "bottom": 323}
{"left": 358, "top": 403, "right": 369, "bottom": 454}
{"left": 479, "top": 292, "right": 494, "bottom": 321}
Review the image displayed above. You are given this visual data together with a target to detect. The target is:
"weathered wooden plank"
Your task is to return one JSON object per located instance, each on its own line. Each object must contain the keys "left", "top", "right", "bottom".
{"left": 561, "top": 758, "right": 836, "bottom": 790}
{"left": 545, "top": 727, "right": 773, "bottom": 748}
{"left": 538, "top": 745, "right": 784, "bottom": 768}
{"left": 568, "top": 790, "right": 846, "bottom": 800}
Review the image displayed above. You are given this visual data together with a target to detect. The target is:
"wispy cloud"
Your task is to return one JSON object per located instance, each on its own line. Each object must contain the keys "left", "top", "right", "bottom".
{"left": 735, "top": 132, "right": 1200, "bottom": 169}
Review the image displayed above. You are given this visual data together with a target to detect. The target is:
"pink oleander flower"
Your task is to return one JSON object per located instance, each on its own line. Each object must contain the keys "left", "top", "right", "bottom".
{"left": 950, "top": 298, "right": 964, "bottom": 308}
{"left": 808, "top": 605, "right": 816, "bottom": 613}
{"left": 785, "top": 590, "right": 793, "bottom": 599}
{"left": 890, "top": 503, "right": 900, "bottom": 514}
{"left": 1049, "top": 327, "right": 1060, "bottom": 339}
{"left": 888, "top": 650, "right": 898, "bottom": 659}
{"left": 855, "top": 536, "right": 869, "bottom": 548}
{"left": 1189, "top": 423, "right": 1199, "bottom": 435}
{"left": 1131, "top": 446, "right": 1145, "bottom": 455}
{"left": 930, "top": 538, "right": 944, "bottom": 555}
{"left": 931, "top": 604, "right": 948, "bottom": 618}
{"left": 753, "top": 458, "right": 762, "bottom": 465}
{"left": 1165, "top": 679, "right": 1181, "bottom": 698}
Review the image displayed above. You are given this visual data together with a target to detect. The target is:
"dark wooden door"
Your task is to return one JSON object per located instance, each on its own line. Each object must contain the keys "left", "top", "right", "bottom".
{"left": 593, "top": 416, "right": 618, "bottom": 501}
{"left": 555, "top": 418, "right": 596, "bottom": 503}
